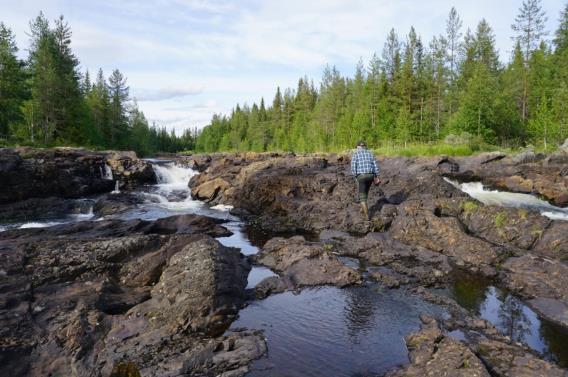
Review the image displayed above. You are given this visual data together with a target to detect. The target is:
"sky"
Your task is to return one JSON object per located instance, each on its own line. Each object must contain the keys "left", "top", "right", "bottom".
{"left": 0, "top": 0, "right": 564, "bottom": 134}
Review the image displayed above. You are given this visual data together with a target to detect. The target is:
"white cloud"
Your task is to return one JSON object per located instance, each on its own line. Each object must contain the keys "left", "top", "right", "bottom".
{"left": 133, "top": 86, "right": 203, "bottom": 101}
{"left": 2, "top": 0, "right": 564, "bottom": 133}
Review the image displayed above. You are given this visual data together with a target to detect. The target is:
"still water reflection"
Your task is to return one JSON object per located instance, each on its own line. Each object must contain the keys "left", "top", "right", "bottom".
{"left": 449, "top": 273, "right": 568, "bottom": 367}
{"left": 232, "top": 286, "right": 445, "bottom": 377}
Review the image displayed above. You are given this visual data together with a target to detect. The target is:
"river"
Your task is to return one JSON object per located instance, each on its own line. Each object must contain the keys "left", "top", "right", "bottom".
{"left": 1, "top": 161, "right": 567, "bottom": 375}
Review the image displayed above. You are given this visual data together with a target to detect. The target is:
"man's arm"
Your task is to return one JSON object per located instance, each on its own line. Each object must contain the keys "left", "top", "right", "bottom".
{"left": 373, "top": 158, "right": 380, "bottom": 177}
{"left": 351, "top": 153, "right": 357, "bottom": 176}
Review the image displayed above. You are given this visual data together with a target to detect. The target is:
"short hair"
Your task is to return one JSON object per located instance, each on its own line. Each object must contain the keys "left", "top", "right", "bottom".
{"left": 356, "top": 140, "right": 366, "bottom": 147}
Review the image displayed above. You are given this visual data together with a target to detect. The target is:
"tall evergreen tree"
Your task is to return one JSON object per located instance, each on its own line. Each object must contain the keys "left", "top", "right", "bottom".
{"left": 107, "top": 68, "right": 129, "bottom": 147}
{"left": 512, "top": 0, "right": 548, "bottom": 61}
{"left": 446, "top": 7, "right": 463, "bottom": 121}
{"left": 511, "top": 0, "right": 548, "bottom": 124}
{"left": 0, "top": 23, "right": 27, "bottom": 140}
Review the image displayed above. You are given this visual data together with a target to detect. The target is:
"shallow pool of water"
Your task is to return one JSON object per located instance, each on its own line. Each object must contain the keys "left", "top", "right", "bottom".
{"left": 232, "top": 285, "right": 445, "bottom": 377}
{"left": 448, "top": 273, "right": 568, "bottom": 367}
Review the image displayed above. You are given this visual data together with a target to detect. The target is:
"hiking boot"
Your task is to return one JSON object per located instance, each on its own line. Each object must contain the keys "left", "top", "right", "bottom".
{"left": 360, "top": 202, "right": 369, "bottom": 220}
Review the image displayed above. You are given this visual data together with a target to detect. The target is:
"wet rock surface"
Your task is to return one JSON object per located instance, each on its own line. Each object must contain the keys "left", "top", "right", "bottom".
{"left": 0, "top": 214, "right": 263, "bottom": 377}
{"left": 386, "top": 316, "right": 491, "bottom": 377}
{"left": 2, "top": 149, "right": 568, "bottom": 376}
{"left": 0, "top": 147, "right": 155, "bottom": 204}
{"left": 187, "top": 151, "right": 568, "bottom": 373}
{"left": 252, "top": 236, "right": 361, "bottom": 297}
{"left": 0, "top": 196, "right": 93, "bottom": 223}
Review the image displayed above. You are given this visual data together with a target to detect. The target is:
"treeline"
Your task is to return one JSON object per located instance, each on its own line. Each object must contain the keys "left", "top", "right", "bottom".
{"left": 0, "top": 13, "right": 195, "bottom": 155}
{"left": 196, "top": 1, "right": 568, "bottom": 153}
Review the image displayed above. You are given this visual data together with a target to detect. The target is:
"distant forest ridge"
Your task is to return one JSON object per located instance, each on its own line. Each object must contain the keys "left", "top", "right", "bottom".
{"left": 195, "top": 1, "right": 568, "bottom": 153}
{"left": 0, "top": 1, "right": 567, "bottom": 155}
{"left": 0, "top": 12, "right": 196, "bottom": 155}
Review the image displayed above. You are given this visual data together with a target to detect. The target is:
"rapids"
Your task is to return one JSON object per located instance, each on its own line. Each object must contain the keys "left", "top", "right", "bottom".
{"left": 445, "top": 178, "right": 568, "bottom": 221}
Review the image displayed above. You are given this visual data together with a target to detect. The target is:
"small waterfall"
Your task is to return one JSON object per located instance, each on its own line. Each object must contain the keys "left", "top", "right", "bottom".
{"left": 111, "top": 181, "right": 120, "bottom": 195}
{"left": 152, "top": 163, "right": 197, "bottom": 195}
{"left": 445, "top": 178, "right": 568, "bottom": 221}
{"left": 153, "top": 163, "right": 196, "bottom": 188}
{"left": 103, "top": 164, "right": 113, "bottom": 180}
{"left": 99, "top": 164, "right": 113, "bottom": 180}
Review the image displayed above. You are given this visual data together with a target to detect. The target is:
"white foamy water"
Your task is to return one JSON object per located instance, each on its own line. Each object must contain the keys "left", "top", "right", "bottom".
{"left": 111, "top": 181, "right": 121, "bottom": 195}
{"left": 145, "top": 162, "right": 203, "bottom": 212}
{"left": 19, "top": 221, "right": 66, "bottom": 229}
{"left": 103, "top": 164, "right": 113, "bottom": 180}
{"left": 445, "top": 178, "right": 568, "bottom": 221}
{"left": 211, "top": 204, "right": 234, "bottom": 212}
{"left": 153, "top": 163, "right": 197, "bottom": 194}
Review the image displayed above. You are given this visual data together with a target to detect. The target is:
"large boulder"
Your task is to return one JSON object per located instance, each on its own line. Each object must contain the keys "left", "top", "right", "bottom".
{"left": 191, "top": 177, "right": 231, "bottom": 202}
{"left": 0, "top": 216, "right": 255, "bottom": 376}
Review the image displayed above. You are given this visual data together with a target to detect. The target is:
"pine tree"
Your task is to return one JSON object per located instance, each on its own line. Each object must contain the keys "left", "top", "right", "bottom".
{"left": 107, "top": 68, "right": 129, "bottom": 147}
{"left": 367, "top": 53, "right": 381, "bottom": 131}
{"left": 0, "top": 23, "right": 27, "bottom": 140}
{"left": 429, "top": 35, "right": 447, "bottom": 138}
{"left": 455, "top": 62, "right": 497, "bottom": 140}
{"left": 528, "top": 94, "right": 557, "bottom": 148}
{"left": 28, "top": 13, "right": 58, "bottom": 144}
{"left": 52, "top": 15, "right": 83, "bottom": 142}
{"left": 395, "top": 106, "right": 411, "bottom": 147}
{"left": 474, "top": 19, "right": 500, "bottom": 73}
{"left": 27, "top": 13, "right": 83, "bottom": 144}
{"left": 511, "top": 0, "right": 548, "bottom": 125}
{"left": 512, "top": 0, "right": 548, "bottom": 61}
{"left": 86, "top": 69, "right": 110, "bottom": 145}
{"left": 554, "top": 4, "right": 568, "bottom": 52}
{"left": 382, "top": 28, "right": 401, "bottom": 84}
{"left": 446, "top": 7, "right": 463, "bottom": 121}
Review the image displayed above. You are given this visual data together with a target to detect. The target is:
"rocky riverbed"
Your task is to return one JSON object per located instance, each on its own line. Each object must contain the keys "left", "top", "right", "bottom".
{"left": 1, "top": 146, "right": 567, "bottom": 376}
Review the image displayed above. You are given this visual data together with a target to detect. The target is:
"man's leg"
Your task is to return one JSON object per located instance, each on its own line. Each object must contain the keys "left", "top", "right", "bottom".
{"left": 357, "top": 174, "right": 373, "bottom": 220}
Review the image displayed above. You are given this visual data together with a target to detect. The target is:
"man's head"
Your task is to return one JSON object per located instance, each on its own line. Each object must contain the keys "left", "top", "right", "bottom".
{"left": 356, "top": 140, "right": 366, "bottom": 149}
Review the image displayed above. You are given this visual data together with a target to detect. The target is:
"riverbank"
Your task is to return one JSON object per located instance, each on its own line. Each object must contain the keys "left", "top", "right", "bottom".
{"left": 1, "top": 147, "right": 567, "bottom": 376}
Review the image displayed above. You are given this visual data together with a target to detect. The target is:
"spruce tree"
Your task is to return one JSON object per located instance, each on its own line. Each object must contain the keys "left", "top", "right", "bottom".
{"left": 446, "top": 7, "right": 463, "bottom": 121}
{"left": 107, "top": 68, "right": 129, "bottom": 147}
{"left": 511, "top": 0, "right": 548, "bottom": 124}
{"left": 0, "top": 23, "right": 27, "bottom": 140}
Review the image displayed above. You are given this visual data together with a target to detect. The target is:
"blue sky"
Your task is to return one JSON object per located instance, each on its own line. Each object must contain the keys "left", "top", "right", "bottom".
{"left": 1, "top": 0, "right": 564, "bottom": 133}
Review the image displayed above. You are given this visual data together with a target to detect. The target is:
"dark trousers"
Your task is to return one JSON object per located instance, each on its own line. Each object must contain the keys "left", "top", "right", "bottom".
{"left": 356, "top": 173, "right": 374, "bottom": 202}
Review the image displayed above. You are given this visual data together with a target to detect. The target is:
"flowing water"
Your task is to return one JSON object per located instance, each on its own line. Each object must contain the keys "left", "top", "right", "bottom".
{"left": 445, "top": 178, "right": 568, "bottom": 221}
{"left": 2, "top": 162, "right": 567, "bottom": 374}
{"left": 0, "top": 199, "right": 95, "bottom": 231}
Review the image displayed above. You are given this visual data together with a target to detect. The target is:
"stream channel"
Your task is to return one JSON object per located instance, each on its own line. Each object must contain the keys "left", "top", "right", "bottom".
{"left": 1, "top": 161, "right": 567, "bottom": 375}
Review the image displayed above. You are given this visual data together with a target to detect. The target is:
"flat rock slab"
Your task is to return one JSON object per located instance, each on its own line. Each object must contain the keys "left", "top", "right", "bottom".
{"left": 253, "top": 236, "right": 361, "bottom": 293}
{"left": 529, "top": 297, "right": 568, "bottom": 328}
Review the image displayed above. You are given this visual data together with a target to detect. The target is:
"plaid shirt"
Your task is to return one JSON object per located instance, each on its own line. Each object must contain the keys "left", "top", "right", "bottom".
{"left": 351, "top": 148, "right": 380, "bottom": 177}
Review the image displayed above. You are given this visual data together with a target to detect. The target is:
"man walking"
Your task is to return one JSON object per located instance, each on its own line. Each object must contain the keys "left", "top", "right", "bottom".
{"left": 350, "top": 141, "right": 380, "bottom": 220}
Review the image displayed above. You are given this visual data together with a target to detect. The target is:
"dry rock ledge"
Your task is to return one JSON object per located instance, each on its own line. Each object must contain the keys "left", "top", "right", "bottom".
{"left": 1, "top": 148, "right": 567, "bottom": 376}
